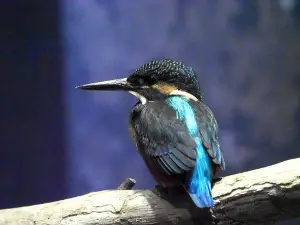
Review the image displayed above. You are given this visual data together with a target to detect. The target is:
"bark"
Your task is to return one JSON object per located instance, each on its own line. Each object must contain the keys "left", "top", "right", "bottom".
{"left": 0, "top": 158, "right": 299, "bottom": 225}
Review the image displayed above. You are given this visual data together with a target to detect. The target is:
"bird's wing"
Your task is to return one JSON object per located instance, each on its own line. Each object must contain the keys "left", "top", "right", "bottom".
{"left": 146, "top": 131, "right": 198, "bottom": 175}
{"left": 192, "top": 101, "right": 225, "bottom": 170}
{"left": 130, "top": 101, "right": 198, "bottom": 176}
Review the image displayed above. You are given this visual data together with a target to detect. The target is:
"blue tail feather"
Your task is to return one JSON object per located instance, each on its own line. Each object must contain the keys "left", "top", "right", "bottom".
{"left": 187, "top": 178, "right": 214, "bottom": 208}
{"left": 187, "top": 137, "right": 214, "bottom": 208}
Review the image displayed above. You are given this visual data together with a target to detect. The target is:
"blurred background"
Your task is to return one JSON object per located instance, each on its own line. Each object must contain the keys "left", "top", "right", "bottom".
{"left": 1, "top": 0, "right": 300, "bottom": 224}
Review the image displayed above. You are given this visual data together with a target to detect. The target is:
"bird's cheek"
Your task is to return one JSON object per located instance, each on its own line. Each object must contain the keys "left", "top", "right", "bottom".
{"left": 151, "top": 83, "right": 177, "bottom": 95}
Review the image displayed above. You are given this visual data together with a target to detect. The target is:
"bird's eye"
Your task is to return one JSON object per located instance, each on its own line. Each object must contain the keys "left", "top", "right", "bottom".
{"left": 147, "top": 76, "right": 157, "bottom": 85}
{"left": 127, "top": 76, "right": 145, "bottom": 86}
{"left": 137, "top": 78, "right": 145, "bottom": 85}
{"left": 128, "top": 75, "right": 157, "bottom": 86}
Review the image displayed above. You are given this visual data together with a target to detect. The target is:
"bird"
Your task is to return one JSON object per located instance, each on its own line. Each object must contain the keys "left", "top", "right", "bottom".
{"left": 76, "top": 59, "right": 225, "bottom": 208}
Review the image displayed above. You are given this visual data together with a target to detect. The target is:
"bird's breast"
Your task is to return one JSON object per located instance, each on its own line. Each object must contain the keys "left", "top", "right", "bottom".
{"left": 128, "top": 123, "right": 139, "bottom": 151}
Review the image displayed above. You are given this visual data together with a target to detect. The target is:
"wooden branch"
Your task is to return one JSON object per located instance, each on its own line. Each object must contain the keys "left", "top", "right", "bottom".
{"left": 0, "top": 158, "right": 299, "bottom": 225}
{"left": 116, "top": 178, "right": 136, "bottom": 190}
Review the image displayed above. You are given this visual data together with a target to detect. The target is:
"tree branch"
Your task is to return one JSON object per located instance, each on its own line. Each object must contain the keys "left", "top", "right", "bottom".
{"left": 116, "top": 177, "right": 136, "bottom": 190}
{"left": 1, "top": 158, "right": 299, "bottom": 225}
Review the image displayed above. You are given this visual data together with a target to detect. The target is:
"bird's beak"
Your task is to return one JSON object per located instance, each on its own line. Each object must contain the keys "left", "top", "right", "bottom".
{"left": 75, "top": 78, "right": 134, "bottom": 91}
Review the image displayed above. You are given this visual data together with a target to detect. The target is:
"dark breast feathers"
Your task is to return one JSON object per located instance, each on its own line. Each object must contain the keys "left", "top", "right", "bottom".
{"left": 128, "top": 99, "right": 225, "bottom": 186}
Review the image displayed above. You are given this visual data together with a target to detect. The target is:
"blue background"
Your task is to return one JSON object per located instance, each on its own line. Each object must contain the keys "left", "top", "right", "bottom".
{"left": 1, "top": 0, "right": 300, "bottom": 224}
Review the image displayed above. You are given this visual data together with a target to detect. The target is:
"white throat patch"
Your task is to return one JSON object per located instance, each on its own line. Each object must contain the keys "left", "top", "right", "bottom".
{"left": 169, "top": 90, "right": 198, "bottom": 101}
{"left": 129, "top": 91, "right": 147, "bottom": 105}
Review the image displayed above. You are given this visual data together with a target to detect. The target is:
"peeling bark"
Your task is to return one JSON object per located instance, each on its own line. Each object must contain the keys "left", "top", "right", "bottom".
{"left": 0, "top": 158, "right": 299, "bottom": 225}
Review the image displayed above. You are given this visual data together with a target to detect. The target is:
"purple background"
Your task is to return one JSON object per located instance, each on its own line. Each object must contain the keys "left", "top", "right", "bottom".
{"left": 2, "top": 0, "right": 300, "bottom": 224}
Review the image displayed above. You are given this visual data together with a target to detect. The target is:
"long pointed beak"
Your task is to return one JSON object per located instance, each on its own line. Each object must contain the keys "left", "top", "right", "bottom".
{"left": 75, "top": 78, "right": 133, "bottom": 91}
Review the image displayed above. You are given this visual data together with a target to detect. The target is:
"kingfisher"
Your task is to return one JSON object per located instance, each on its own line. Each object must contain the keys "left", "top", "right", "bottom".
{"left": 76, "top": 59, "right": 225, "bottom": 208}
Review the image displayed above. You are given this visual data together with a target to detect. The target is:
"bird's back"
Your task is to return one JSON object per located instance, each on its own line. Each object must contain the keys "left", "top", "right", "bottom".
{"left": 129, "top": 96, "right": 225, "bottom": 208}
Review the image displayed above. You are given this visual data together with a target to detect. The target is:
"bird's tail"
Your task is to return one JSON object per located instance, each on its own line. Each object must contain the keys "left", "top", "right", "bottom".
{"left": 186, "top": 178, "right": 214, "bottom": 208}
{"left": 185, "top": 137, "right": 214, "bottom": 208}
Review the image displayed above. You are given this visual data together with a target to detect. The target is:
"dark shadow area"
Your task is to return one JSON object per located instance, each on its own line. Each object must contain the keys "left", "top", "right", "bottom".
{"left": 0, "top": 0, "right": 66, "bottom": 209}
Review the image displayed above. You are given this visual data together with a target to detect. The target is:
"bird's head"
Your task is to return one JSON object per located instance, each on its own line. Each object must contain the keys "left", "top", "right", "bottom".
{"left": 76, "top": 59, "right": 203, "bottom": 104}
